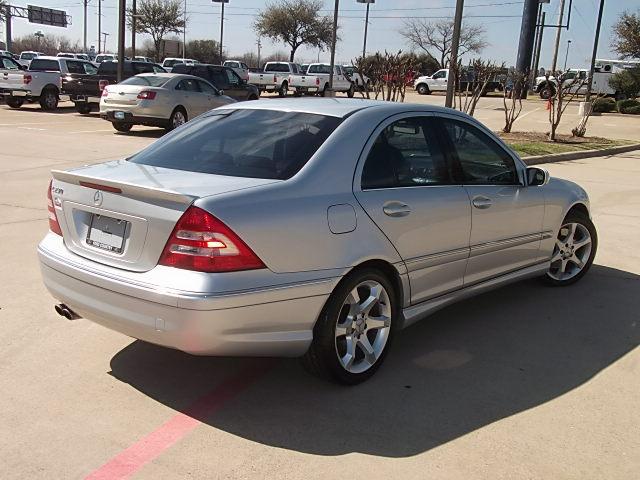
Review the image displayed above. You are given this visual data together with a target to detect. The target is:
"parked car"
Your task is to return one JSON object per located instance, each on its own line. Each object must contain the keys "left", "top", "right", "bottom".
{"left": 5, "top": 56, "right": 98, "bottom": 110}
{"left": 0, "top": 56, "right": 28, "bottom": 105}
{"left": 162, "top": 58, "right": 197, "bottom": 73}
{"left": 63, "top": 60, "right": 165, "bottom": 114}
{"left": 532, "top": 64, "right": 625, "bottom": 99}
{"left": 100, "top": 73, "right": 235, "bottom": 132}
{"left": 94, "top": 54, "right": 116, "bottom": 64}
{"left": 134, "top": 56, "right": 154, "bottom": 63}
{"left": 289, "top": 63, "right": 354, "bottom": 97}
{"left": 172, "top": 63, "right": 259, "bottom": 101}
{"left": 222, "top": 60, "right": 250, "bottom": 82}
{"left": 17, "top": 51, "right": 43, "bottom": 67}
{"left": 247, "top": 61, "right": 303, "bottom": 96}
{"left": 38, "top": 99, "right": 597, "bottom": 384}
{"left": 342, "top": 65, "right": 370, "bottom": 90}
{"left": 0, "top": 50, "right": 16, "bottom": 58}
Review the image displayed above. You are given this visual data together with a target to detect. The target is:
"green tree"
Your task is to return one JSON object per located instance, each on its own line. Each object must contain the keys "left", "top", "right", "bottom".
{"left": 185, "top": 40, "right": 222, "bottom": 64}
{"left": 611, "top": 10, "right": 640, "bottom": 59}
{"left": 128, "top": 0, "right": 186, "bottom": 61}
{"left": 609, "top": 68, "right": 640, "bottom": 98}
{"left": 254, "top": 0, "right": 334, "bottom": 62}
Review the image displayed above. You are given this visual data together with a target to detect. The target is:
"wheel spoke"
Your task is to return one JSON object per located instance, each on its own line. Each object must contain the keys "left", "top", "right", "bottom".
{"left": 556, "top": 239, "right": 565, "bottom": 251}
{"left": 560, "top": 258, "right": 569, "bottom": 274}
{"left": 551, "top": 250, "right": 563, "bottom": 263}
{"left": 367, "top": 315, "right": 390, "bottom": 330}
{"left": 359, "top": 285, "right": 382, "bottom": 315}
{"left": 569, "top": 255, "right": 584, "bottom": 269}
{"left": 341, "top": 335, "right": 357, "bottom": 370}
{"left": 568, "top": 223, "right": 577, "bottom": 242}
{"left": 573, "top": 237, "right": 591, "bottom": 250}
{"left": 357, "top": 336, "right": 376, "bottom": 365}
{"left": 335, "top": 314, "right": 354, "bottom": 337}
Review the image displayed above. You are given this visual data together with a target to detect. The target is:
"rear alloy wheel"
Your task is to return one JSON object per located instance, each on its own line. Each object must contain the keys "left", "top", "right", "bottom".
{"left": 539, "top": 84, "right": 555, "bottom": 100}
{"left": 303, "top": 269, "right": 398, "bottom": 384}
{"left": 416, "top": 84, "right": 430, "bottom": 95}
{"left": 39, "top": 89, "right": 59, "bottom": 110}
{"left": 7, "top": 97, "right": 23, "bottom": 109}
{"left": 112, "top": 122, "right": 133, "bottom": 133}
{"left": 544, "top": 212, "right": 597, "bottom": 286}
{"left": 167, "top": 108, "right": 187, "bottom": 131}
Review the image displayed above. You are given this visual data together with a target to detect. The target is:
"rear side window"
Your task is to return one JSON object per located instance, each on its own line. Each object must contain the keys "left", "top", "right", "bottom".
{"left": 362, "top": 117, "right": 450, "bottom": 189}
{"left": 120, "top": 75, "right": 169, "bottom": 87}
{"left": 129, "top": 110, "right": 342, "bottom": 180}
{"left": 97, "top": 62, "right": 116, "bottom": 74}
{"left": 29, "top": 59, "right": 60, "bottom": 72}
{"left": 441, "top": 119, "right": 518, "bottom": 185}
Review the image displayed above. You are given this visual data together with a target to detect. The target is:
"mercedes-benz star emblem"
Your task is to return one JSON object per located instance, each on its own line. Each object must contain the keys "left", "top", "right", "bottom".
{"left": 93, "top": 190, "right": 103, "bottom": 206}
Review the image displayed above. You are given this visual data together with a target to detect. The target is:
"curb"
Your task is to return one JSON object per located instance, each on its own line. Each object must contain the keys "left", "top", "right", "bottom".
{"left": 522, "top": 143, "right": 640, "bottom": 165}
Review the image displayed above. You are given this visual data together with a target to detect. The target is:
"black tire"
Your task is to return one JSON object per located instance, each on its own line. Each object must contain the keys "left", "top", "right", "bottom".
{"left": 347, "top": 83, "right": 355, "bottom": 98}
{"left": 543, "top": 211, "right": 598, "bottom": 287}
{"left": 302, "top": 268, "right": 400, "bottom": 385}
{"left": 247, "top": 94, "right": 259, "bottom": 101}
{"left": 76, "top": 103, "right": 92, "bottom": 114}
{"left": 6, "top": 97, "right": 23, "bottom": 109}
{"left": 39, "top": 88, "right": 59, "bottom": 110}
{"left": 278, "top": 81, "right": 288, "bottom": 97}
{"left": 112, "top": 122, "right": 133, "bottom": 133}
{"left": 165, "top": 107, "right": 188, "bottom": 132}
{"left": 539, "top": 84, "right": 555, "bottom": 100}
{"left": 416, "top": 84, "right": 430, "bottom": 95}
{"left": 321, "top": 83, "right": 329, "bottom": 97}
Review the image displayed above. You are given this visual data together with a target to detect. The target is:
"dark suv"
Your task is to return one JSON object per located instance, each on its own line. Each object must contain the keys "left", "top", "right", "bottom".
{"left": 172, "top": 63, "right": 259, "bottom": 101}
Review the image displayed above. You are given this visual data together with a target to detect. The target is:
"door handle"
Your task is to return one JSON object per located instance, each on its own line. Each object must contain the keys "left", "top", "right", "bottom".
{"left": 383, "top": 201, "right": 411, "bottom": 217}
{"left": 472, "top": 196, "right": 493, "bottom": 209}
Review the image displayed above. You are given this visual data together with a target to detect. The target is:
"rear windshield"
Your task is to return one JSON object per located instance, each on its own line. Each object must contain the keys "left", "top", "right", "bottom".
{"left": 120, "top": 75, "right": 169, "bottom": 87}
{"left": 164, "top": 59, "right": 182, "bottom": 67}
{"left": 264, "top": 63, "right": 290, "bottom": 73}
{"left": 225, "top": 62, "right": 239, "bottom": 68}
{"left": 129, "top": 110, "right": 342, "bottom": 180}
{"left": 29, "top": 59, "right": 60, "bottom": 72}
{"left": 308, "top": 64, "right": 331, "bottom": 74}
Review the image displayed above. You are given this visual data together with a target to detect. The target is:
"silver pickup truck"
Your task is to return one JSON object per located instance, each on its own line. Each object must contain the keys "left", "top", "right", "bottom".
{"left": 288, "top": 63, "right": 355, "bottom": 97}
{"left": 248, "top": 62, "right": 303, "bottom": 97}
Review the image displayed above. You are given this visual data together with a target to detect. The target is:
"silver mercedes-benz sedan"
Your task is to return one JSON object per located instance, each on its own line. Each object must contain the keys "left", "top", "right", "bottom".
{"left": 100, "top": 73, "right": 235, "bottom": 133}
{"left": 39, "top": 99, "right": 597, "bottom": 384}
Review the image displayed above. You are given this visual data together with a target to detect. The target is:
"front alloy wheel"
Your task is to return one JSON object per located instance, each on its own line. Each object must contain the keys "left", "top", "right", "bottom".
{"left": 303, "top": 269, "right": 397, "bottom": 384}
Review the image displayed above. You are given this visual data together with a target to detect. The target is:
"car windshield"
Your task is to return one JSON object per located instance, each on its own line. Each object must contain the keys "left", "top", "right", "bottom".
{"left": 21, "top": 53, "right": 37, "bottom": 60}
{"left": 129, "top": 109, "right": 342, "bottom": 180}
{"left": 164, "top": 59, "right": 182, "bottom": 67}
{"left": 120, "top": 75, "right": 169, "bottom": 87}
{"left": 308, "top": 64, "right": 332, "bottom": 74}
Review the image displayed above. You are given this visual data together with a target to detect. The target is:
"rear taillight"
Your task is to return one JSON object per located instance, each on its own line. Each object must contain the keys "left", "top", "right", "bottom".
{"left": 159, "top": 207, "right": 265, "bottom": 273}
{"left": 273, "top": 74, "right": 277, "bottom": 83}
{"left": 137, "top": 90, "right": 157, "bottom": 100}
{"left": 99, "top": 79, "right": 109, "bottom": 91}
{"left": 47, "top": 180, "right": 62, "bottom": 236}
{"left": 23, "top": 74, "right": 32, "bottom": 85}
{"left": 101, "top": 88, "right": 109, "bottom": 97}
{"left": 316, "top": 77, "right": 320, "bottom": 86}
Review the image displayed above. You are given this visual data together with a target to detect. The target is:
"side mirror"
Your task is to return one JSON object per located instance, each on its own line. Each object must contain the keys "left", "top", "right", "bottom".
{"left": 18, "top": 64, "right": 27, "bottom": 71}
{"left": 218, "top": 89, "right": 224, "bottom": 96}
{"left": 527, "top": 167, "right": 550, "bottom": 186}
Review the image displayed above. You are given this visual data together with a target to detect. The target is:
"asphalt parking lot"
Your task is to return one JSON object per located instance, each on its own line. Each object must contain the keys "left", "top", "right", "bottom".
{"left": 0, "top": 100, "right": 638, "bottom": 479}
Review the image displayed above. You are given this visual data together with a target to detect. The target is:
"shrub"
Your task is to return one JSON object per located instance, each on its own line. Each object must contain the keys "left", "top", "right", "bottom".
{"left": 623, "top": 105, "right": 640, "bottom": 115}
{"left": 617, "top": 98, "right": 640, "bottom": 114}
{"left": 608, "top": 68, "right": 640, "bottom": 99}
{"left": 593, "top": 97, "right": 616, "bottom": 113}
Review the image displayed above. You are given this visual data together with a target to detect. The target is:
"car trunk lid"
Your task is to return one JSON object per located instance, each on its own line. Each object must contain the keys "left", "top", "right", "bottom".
{"left": 51, "top": 160, "right": 278, "bottom": 272}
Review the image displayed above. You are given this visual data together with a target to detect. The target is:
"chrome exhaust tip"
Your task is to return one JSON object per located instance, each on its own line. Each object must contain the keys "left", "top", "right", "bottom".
{"left": 54, "top": 303, "right": 81, "bottom": 320}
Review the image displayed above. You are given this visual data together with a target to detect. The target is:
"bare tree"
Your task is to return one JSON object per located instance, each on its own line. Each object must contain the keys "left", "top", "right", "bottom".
{"left": 501, "top": 69, "right": 528, "bottom": 133}
{"left": 254, "top": 0, "right": 334, "bottom": 62}
{"left": 128, "top": 0, "right": 186, "bottom": 61}
{"left": 546, "top": 71, "right": 587, "bottom": 141}
{"left": 353, "top": 51, "right": 419, "bottom": 102}
{"left": 400, "top": 19, "right": 487, "bottom": 69}
{"left": 451, "top": 59, "right": 503, "bottom": 116}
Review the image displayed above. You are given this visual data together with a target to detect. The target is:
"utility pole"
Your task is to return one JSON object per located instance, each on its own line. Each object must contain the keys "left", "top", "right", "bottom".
{"left": 532, "top": 11, "right": 546, "bottom": 77}
{"left": 212, "top": 0, "right": 229, "bottom": 61}
{"left": 563, "top": 39, "right": 571, "bottom": 70}
{"left": 5, "top": 5, "right": 12, "bottom": 52}
{"left": 551, "top": 0, "right": 566, "bottom": 72}
{"left": 531, "top": 2, "right": 543, "bottom": 73}
{"left": 585, "top": 0, "right": 605, "bottom": 103}
{"left": 328, "top": 0, "right": 339, "bottom": 91}
{"left": 357, "top": 0, "right": 374, "bottom": 59}
{"left": 514, "top": 0, "right": 539, "bottom": 98}
{"left": 132, "top": 0, "right": 137, "bottom": 58}
{"left": 256, "top": 38, "right": 261, "bottom": 68}
{"left": 445, "top": 0, "right": 464, "bottom": 108}
{"left": 97, "top": 0, "right": 102, "bottom": 53}
{"left": 117, "top": 0, "right": 125, "bottom": 82}
{"left": 183, "top": 0, "right": 186, "bottom": 58}
{"left": 102, "top": 32, "right": 109, "bottom": 53}
{"left": 83, "top": 0, "right": 89, "bottom": 53}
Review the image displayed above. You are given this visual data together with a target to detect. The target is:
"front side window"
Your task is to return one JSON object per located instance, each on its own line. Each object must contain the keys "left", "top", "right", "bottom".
{"left": 225, "top": 69, "right": 240, "bottom": 85}
{"left": 129, "top": 110, "right": 342, "bottom": 180}
{"left": 66, "top": 60, "right": 85, "bottom": 74}
{"left": 362, "top": 117, "right": 450, "bottom": 190}
{"left": 432, "top": 70, "right": 446, "bottom": 79}
{"left": 441, "top": 119, "right": 518, "bottom": 185}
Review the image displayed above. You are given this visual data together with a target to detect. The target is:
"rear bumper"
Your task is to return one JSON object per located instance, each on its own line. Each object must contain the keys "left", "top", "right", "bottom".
{"left": 100, "top": 110, "right": 169, "bottom": 128}
{"left": 71, "top": 95, "right": 101, "bottom": 104}
{"left": 292, "top": 86, "right": 319, "bottom": 93}
{"left": 0, "top": 88, "right": 30, "bottom": 98}
{"left": 38, "top": 234, "right": 334, "bottom": 356}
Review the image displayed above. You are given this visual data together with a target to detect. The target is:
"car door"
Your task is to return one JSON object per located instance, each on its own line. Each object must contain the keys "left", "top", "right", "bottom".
{"left": 174, "top": 78, "right": 203, "bottom": 118}
{"left": 430, "top": 69, "right": 448, "bottom": 91}
{"left": 207, "top": 66, "right": 230, "bottom": 94}
{"left": 196, "top": 79, "right": 225, "bottom": 112}
{"left": 438, "top": 116, "right": 546, "bottom": 285}
{"left": 353, "top": 114, "right": 472, "bottom": 305}
{"left": 223, "top": 67, "right": 245, "bottom": 99}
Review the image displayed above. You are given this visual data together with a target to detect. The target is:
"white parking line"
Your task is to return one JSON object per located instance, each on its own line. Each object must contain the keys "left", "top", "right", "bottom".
{"left": 18, "top": 126, "right": 47, "bottom": 131}
{"left": 513, "top": 107, "right": 541, "bottom": 123}
{"left": 0, "top": 121, "right": 80, "bottom": 126}
{"left": 67, "top": 129, "right": 116, "bottom": 134}
{"left": 603, "top": 123, "right": 617, "bottom": 127}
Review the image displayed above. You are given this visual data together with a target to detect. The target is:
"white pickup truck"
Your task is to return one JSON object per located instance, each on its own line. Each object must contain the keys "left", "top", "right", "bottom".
{"left": 4, "top": 56, "right": 97, "bottom": 110}
{"left": 0, "top": 55, "right": 29, "bottom": 107}
{"left": 248, "top": 62, "right": 303, "bottom": 97}
{"left": 223, "top": 60, "right": 250, "bottom": 82}
{"left": 288, "top": 63, "right": 355, "bottom": 97}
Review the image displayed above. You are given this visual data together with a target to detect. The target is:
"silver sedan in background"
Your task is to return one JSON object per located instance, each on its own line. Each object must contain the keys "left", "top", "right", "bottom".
{"left": 40, "top": 99, "right": 597, "bottom": 384}
{"left": 100, "top": 73, "right": 235, "bottom": 133}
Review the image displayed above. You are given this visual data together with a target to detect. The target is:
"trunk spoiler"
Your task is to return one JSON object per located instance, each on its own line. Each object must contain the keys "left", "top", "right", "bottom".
{"left": 51, "top": 169, "right": 196, "bottom": 206}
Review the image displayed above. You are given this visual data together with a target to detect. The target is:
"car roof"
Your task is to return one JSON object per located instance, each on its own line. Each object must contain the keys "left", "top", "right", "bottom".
{"left": 214, "top": 97, "right": 454, "bottom": 118}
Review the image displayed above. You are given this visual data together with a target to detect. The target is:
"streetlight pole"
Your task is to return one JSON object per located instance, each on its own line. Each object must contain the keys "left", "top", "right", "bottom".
{"left": 117, "top": 0, "right": 125, "bottom": 82}
{"left": 102, "top": 32, "right": 109, "bottom": 53}
{"left": 585, "top": 0, "right": 605, "bottom": 104}
{"left": 83, "top": 0, "right": 89, "bottom": 53}
{"left": 357, "top": 0, "right": 374, "bottom": 59}
{"left": 183, "top": 0, "right": 186, "bottom": 58}
{"left": 132, "top": 0, "right": 137, "bottom": 58}
{"left": 551, "top": 0, "right": 566, "bottom": 72}
{"left": 97, "top": 0, "right": 102, "bottom": 54}
{"left": 328, "top": 0, "right": 339, "bottom": 91}
{"left": 212, "top": 0, "right": 229, "bottom": 61}
{"left": 445, "top": 0, "right": 464, "bottom": 108}
{"left": 563, "top": 39, "right": 571, "bottom": 70}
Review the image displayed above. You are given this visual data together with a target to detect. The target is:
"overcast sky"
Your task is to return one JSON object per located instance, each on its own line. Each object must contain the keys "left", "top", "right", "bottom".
{"left": 5, "top": 0, "right": 639, "bottom": 68}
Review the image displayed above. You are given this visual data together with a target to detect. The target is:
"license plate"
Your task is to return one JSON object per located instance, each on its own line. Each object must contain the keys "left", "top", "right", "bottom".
{"left": 114, "top": 111, "right": 125, "bottom": 120}
{"left": 86, "top": 214, "right": 127, "bottom": 253}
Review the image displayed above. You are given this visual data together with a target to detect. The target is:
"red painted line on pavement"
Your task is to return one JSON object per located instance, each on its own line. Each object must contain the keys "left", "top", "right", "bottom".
{"left": 85, "top": 362, "right": 273, "bottom": 480}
